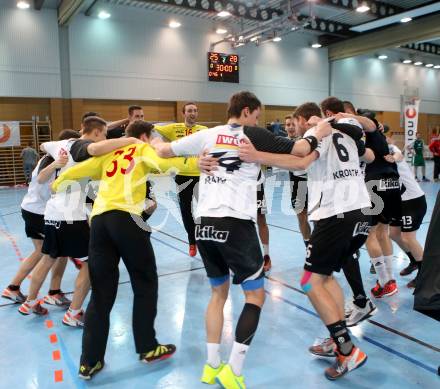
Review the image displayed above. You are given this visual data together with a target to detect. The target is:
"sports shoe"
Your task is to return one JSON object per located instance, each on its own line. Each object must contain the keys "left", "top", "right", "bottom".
{"left": 407, "top": 278, "right": 417, "bottom": 289}
{"left": 309, "top": 338, "right": 337, "bottom": 357}
{"left": 140, "top": 344, "right": 176, "bottom": 363}
{"left": 18, "top": 301, "right": 48, "bottom": 316}
{"left": 371, "top": 280, "right": 398, "bottom": 298}
{"left": 263, "top": 255, "right": 272, "bottom": 272}
{"left": 400, "top": 263, "right": 418, "bottom": 276}
{"left": 63, "top": 310, "right": 84, "bottom": 327}
{"left": 2, "top": 287, "right": 26, "bottom": 303}
{"left": 422, "top": 177, "right": 430, "bottom": 182}
{"left": 370, "top": 263, "right": 376, "bottom": 274}
{"left": 346, "top": 299, "right": 377, "bottom": 327}
{"left": 325, "top": 347, "right": 367, "bottom": 380}
{"left": 189, "top": 244, "right": 197, "bottom": 257}
{"left": 78, "top": 361, "right": 104, "bottom": 380}
{"left": 200, "top": 362, "right": 225, "bottom": 384}
{"left": 44, "top": 292, "right": 71, "bottom": 307}
{"left": 215, "top": 364, "right": 246, "bottom": 389}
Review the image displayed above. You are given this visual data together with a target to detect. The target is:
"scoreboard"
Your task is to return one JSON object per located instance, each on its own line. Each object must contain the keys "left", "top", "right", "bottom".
{"left": 208, "top": 52, "right": 239, "bottom": 83}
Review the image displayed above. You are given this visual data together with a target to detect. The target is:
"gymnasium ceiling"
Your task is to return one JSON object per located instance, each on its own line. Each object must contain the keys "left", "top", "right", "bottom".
{"left": 29, "top": 1, "right": 440, "bottom": 60}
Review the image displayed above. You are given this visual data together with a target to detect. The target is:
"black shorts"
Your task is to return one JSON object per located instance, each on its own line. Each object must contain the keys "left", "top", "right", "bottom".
{"left": 366, "top": 178, "right": 402, "bottom": 226}
{"left": 304, "top": 209, "right": 372, "bottom": 276}
{"left": 289, "top": 173, "right": 308, "bottom": 214}
{"left": 196, "top": 217, "right": 264, "bottom": 285}
{"left": 21, "top": 208, "right": 45, "bottom": 240}
{"left": 391, "top": 195, "right": 427, "bottom": 232}
{"left": 257, "top": 182, "right": 267, "bottom": 215}
{"left": 42, "top": 220, "right": 90, "bottom": 260}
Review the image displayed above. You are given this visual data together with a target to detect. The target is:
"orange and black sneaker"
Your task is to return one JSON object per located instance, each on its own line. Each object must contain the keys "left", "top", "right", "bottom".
{"left": 383, "top": 279, "right": 398, "bottom": 296}
{"left": 263, "top": 255, "right": 272, "bottom": 272}
{"left": 189, "top": 244, "right": 197, "bottom": 257}
{"left": 325, "top": 347, "right": 367, "bottom": 380}
{"left": 18, "top": 300, "right": 48, "bottom": 316}
{"left": 2, "top": 287, "right": 26, "bottom": 303}
{"left": 371, "top": 280, "right": 383, "bottom": 298}
{"left": 140, "top": 344, "right": 176, "bottom": 364}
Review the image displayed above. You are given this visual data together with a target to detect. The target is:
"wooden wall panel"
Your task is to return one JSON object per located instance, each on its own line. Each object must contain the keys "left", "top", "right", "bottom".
{"left": 176, "top": 101, "right": 227, "bottom": 127}
{"left": 0, "top": 97, "right": 50, "bottom": 122}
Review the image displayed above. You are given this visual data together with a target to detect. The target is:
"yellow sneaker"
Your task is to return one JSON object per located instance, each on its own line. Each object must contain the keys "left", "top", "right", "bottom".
{"left": 215, "top": 364, "right": 246, "bottom": 389}
{"left": 200, "top": 362, "right": 225, "bottom": 384}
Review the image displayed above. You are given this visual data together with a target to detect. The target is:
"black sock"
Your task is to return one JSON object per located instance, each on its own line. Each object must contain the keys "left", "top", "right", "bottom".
{"left": 416, "top": 261, "right": 422, "bottom": 270}
{"left": 235, "top": 303, "right": 261, "bottom": 345}
{"left": 353, "top": 294, "right": 367, "bottom": 309}
{"left": 304, "top": 240, "right": 309, "bottom": 248}
{"left": 327, "top": 320, "right": 353, "bottom": 356}
{"left": 406, "top": 252, "right": 416, "bottom": 264}
{"left": 8, "top": 284, "right": 20, "bottom": 291}
{"left": 48, "top": 289, "right": 61, "bottom": 296}
{"left": 343, "top": 259, "right": 367, "bottom": 305}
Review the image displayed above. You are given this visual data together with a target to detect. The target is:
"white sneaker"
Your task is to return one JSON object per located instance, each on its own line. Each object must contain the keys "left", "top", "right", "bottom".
{"left": 62, "top": 309, "right": 84, "bottom": 327}
{"left": 346, "top": 299, "right": 377, "bottom": 327}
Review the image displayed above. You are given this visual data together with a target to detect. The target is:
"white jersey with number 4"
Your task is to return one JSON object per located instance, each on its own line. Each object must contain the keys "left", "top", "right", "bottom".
{"left": 389, "top": 144, "right": 424, "bottom": 201}
{"left": 43, "top": 139, "right": 89, "bottom": 221}
{"left": 305, "top": 127, "right": 371, "bottom": 221}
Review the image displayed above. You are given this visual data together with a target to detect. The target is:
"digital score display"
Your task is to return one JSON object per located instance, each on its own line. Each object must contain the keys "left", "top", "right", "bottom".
{"left": 208, "top": 52, "right": 239, "bottom": 83}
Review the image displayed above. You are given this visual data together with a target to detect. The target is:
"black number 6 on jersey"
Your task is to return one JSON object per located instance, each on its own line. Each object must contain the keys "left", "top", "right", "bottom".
{"left": 332, "top": 133, "right": 349, "bottom": 162}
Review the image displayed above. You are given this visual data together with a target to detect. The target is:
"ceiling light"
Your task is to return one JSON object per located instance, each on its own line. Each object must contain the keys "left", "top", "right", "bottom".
{"left": 291, "top": 26, "right": 299, "bottom": 31}
{"left": 378, "top": 54, "right": 388, "bottom": 60}
{"left": 98, "top": 11, "right": 111, "bottom": 19}
{"left": 169, "top": 21, "right": 181, "bottom": 28}
{"left": 356, "top": 5, "right": 370, "bottom": 13}
{"left": 400, "top": 17, "right": 412, "bottom": 23}
{"left": 425, "top": 63, "right": 434, "bottom": 67}
{"left": 218, "top": 11, "right": 231, "bottom": 18}
{"left": 311, "top": 43, "right": 322, "bottom": 48}
{"left": 250, "top": 36, "right": 259, "bottom": 42}
{"left": 216, "top": 28, "right": 227, "bottom": 34}
{"left": 16, "top": 1, "right": 30, "bottom": 9}
{"left": 434, "top": 65, "right": 440, "bottom": 69}
{"left": 239, "top": 35, "right": 244, "bottom": 40}
{"left": 273, "top": 37, "right": 282, "bottom": 42}
{"left": 414, "top": 61, "right": 423, "bottom": 66}
{"left": 402, "top": 59, "right": 412, "bottom": 64}
{"left": 236, "top": 42, "right": 245, "bottom": 47}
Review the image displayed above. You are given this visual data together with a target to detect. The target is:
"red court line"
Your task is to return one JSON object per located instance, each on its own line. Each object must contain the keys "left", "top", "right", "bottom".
{"left": 53, "top": 350, "right": 61, "bottom": 361}
{"left": 54, "top": 370, "right": 63, "bottom": 382}
{"left": 45, "top": 320, "right": 54, "bottom": 329}
{"left": 0, "top": 227, "right": 24, "bottom": 261}
{"left": 49, "top": 333, "right": 58, "bottom": 344}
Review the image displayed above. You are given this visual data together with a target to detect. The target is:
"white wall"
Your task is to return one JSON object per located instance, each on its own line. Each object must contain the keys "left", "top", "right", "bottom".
{"left": 0, "top": 5, "right": 61, "bottom": 97}
{"left": 67, "top": 4, "right": 329, "bottom": 105}
{"left": 331, "top": 51, "right": 440, "bottom": 114}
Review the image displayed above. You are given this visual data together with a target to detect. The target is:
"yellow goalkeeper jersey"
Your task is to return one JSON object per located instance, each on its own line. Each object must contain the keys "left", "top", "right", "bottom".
{"left": 52, "top": 143, "right": 199, "bottom": 218}
{"left": 154, "top": 122, "right": 207, "bottom": 176}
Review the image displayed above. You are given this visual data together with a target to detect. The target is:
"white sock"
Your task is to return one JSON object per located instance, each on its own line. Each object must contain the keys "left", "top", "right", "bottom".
{"left": 263, "top": 244, "right": 269, "bottom": 256}
{"left": 26, "top": 299, "right": 36, "bottom": 306}
{"left": 206, "top": 343, "right": 221, "bottom": 368}
{"left": 228, "top": 341, "right": 249, "bottom": 376}
{"left": 383, "top": 255, "right": 394, "bottom": 281}
{"left": 371, "top": 256, "right": 389, "bottom": 285}
{"left": 69, "top": 307, "right": 81, "bottom": 316}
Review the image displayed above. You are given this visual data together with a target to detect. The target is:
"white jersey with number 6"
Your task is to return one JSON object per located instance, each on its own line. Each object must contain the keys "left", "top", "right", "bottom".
{"left": 305, "top": 128, "right": 371, "bottom": 221}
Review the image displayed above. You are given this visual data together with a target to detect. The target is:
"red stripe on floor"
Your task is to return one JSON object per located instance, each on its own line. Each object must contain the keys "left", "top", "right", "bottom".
{"left": 54, "top": 370, "right": 63, "bottom": 382}
{"left": 49, "top": 333, "right": 58, "bottom": 343}
{"left": 45, "top": 320, "right": 53, "bottom": 328}
{"left": 52, "top": 350, "right": 61, "bottom": 361}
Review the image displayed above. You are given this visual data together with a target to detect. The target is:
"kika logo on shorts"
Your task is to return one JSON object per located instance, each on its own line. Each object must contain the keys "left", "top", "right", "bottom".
{"left": 195, "top": 225, "right": 229, "bottom": 242}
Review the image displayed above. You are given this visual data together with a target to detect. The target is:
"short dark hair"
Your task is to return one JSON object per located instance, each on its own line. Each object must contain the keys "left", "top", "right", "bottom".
{"left": 182, "top": 102, "right": 198, "bottom": 114}
{"left": 58, "top": 129, "right": 80, "bottom": 140}
{"left": 126, "top": 120, "right": 153, "bottom": 139}
{"left": 320, "top": 96, "right": 345, "bottom": 115}
{"left": 82, "top": 116, "right": 107, "bottom": 134}
{"left": 227, "top": 91, "right": 261, "bottom": 119}
{"left": 128, "top": 105, "right": 143, "bottom": 115}
{"left": 82, "top": 112, "right": 99, "bottom": 123}
{"left": 342, "top": 101, "right": 356, "bottom": 114}
{"left": 293, "top": 102, "right": 321, "bottom": 121}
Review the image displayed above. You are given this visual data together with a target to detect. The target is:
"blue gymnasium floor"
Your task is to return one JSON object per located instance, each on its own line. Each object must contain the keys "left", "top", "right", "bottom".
{"left": 0, "top": 167, "right": 439, "bottom": 389}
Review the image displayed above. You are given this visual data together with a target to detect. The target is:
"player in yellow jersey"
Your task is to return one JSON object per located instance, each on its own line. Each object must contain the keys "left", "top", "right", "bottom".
{"left": 154, "top": 102, "right": 207, "bottom": 257}
{"left": 52, "top": 120, "right": 199, "bottom": 380}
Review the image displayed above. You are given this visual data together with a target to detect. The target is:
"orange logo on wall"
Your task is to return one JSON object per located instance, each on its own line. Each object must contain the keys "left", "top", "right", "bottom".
{"left": 0, "top": 124, "right": 12, "bottom": 143}
{"left": 405, "top": 108, "right": 417, "bottom": 119}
